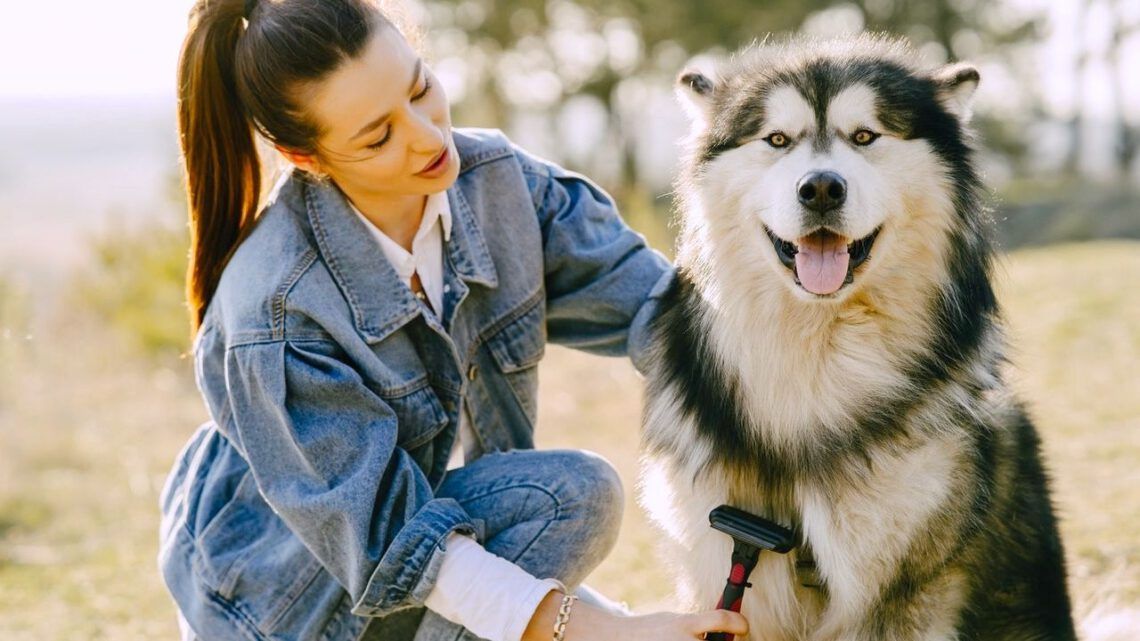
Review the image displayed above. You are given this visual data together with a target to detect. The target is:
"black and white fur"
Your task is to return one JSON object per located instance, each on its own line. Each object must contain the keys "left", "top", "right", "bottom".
{"left": 637, "top": 35, "right": 1076, "bottom": 640}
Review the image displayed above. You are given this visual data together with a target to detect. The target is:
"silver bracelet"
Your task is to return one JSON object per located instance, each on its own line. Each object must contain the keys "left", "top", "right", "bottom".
{"left": 552, "top": 593, "right": 579, "bottom": 641}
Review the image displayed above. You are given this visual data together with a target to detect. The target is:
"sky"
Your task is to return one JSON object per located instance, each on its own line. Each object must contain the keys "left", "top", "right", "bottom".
{"left": 0, "top": 0, "right": 1132, "bottom": 280}
{"left": 0, "top": 0, "right": 196, "bottom": 99}
{"left": 0, "top": 0, "right": 1129, "bottom": 118}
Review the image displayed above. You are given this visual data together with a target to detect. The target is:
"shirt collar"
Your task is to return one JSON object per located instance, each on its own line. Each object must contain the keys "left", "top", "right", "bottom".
{"left": 345, "top": 191, "right": 451, "bottom": 240}
{"left": 346, "top": 191, "right": 451, "bottom": 279}
{"left": 300, "top": 171, "right": 496, "bottom": 344}
{"left": 430, "top": 190, "right": 453, "bottom": 242}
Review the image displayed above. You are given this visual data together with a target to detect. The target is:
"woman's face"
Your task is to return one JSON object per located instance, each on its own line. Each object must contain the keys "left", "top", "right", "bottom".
{"left": 298, "top": 24, "right": 459, "bottom": 200}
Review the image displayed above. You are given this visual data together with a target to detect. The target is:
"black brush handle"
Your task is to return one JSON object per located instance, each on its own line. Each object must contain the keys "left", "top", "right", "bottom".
{"left": 702, "top": 575, "right": 746, "bottom": 640}
{"left": 703, "top": 546, "right": 759, "bottom": 640}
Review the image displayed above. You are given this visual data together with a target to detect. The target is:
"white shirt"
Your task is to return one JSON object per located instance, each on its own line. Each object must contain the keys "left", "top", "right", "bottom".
{"left": 355, "top": 190, "right": 451, "bottom": 316}
{"left": 349, "top": 192, "right": 562, "bottom": 641}
{"left": 349, "top": 193, "right": 480, "bottom": 469}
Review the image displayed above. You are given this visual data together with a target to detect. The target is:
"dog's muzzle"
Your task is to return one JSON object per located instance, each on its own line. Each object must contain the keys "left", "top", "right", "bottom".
{"left": 765, "top": 225, "right": 882, "bottom": 296}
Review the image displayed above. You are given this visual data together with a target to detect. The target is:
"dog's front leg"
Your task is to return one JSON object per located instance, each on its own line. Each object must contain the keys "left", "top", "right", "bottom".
{"left": 798, "top": 436, "right": 970, "bottom": 641}
{"left": 803, "top": 558, "right": 968, "bottom": 641}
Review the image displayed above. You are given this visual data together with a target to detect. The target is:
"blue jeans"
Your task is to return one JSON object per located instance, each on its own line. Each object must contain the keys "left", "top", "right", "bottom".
{"left": 359, "top": 447, "right": 626, "bottom": 641}
{"left": 172, "top": 447, "right": 627, "bottom": 641}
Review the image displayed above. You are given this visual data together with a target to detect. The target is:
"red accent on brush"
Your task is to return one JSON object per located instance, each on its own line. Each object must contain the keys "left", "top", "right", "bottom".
{"left": 730, "top": 563, "right": 746, "bottom": 583}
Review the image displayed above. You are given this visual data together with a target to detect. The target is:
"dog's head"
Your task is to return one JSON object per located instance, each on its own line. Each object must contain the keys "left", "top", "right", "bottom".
{"left": 676, "top": 35, "right": 981, "bottom": 302}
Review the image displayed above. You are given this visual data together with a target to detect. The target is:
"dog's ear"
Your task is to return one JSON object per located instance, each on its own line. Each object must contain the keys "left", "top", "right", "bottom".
{"left": 932, "top": 62, "right": 980, "bottom": 123}
{"left": 675, "top": 61, "right": 720, "bottom": 129}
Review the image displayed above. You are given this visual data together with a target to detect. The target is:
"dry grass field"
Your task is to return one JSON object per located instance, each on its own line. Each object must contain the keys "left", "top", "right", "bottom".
{"left": 0, "top": 241, "right": 1137, "bottom": 639}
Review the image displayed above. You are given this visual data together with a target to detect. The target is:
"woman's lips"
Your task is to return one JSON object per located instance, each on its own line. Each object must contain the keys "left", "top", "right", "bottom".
{"left": 416, "top": 146, "right": 450, "bottom": 177}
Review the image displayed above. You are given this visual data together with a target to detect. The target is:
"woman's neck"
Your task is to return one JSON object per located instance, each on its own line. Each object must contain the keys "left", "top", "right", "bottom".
{"left": 343, "top": 187, "right": 427, "bottom": 252}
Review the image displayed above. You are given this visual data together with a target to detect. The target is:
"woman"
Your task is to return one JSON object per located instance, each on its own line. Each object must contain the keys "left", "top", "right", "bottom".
{"left": 158, "top": 1, "right": 749, "bottom": 640}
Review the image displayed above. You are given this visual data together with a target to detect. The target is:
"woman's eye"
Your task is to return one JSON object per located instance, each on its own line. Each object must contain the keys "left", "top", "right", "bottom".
{"left": 764, "top": 132, "right": 789, "bottom": 148}
{"left": 852, "top": 129, "right": 880, "bottom": 146}
{"left": 365, "top": 75, "right": 432, "bottom": 151}
{"left": 367, "top": 128, "right": 392, "bottom": 150}
{"left": 412, "top": 77, "right": 432, "bottom": 101}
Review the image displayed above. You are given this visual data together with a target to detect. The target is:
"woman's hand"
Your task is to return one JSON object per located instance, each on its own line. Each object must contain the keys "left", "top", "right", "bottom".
{"left": 521, "top": 589, "right": 749, "bottom": 641}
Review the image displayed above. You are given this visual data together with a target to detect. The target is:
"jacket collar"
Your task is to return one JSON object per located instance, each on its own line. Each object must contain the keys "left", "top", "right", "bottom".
{"left": 301, "top": 155, "right": 498, "bottom": 343}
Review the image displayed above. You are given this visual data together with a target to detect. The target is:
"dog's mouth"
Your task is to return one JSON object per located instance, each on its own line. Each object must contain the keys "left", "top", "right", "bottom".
{"left": 765, "top": 225, "right": 882, "bottom": 296}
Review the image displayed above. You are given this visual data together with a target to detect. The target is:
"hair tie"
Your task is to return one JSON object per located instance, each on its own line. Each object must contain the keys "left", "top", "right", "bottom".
{"left": 243, "top": 0, "right": 259, "bottom": 19}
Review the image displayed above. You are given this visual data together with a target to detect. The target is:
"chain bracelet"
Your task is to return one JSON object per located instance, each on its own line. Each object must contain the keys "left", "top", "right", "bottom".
{"left": 552, "top": 593, "right": 579, "bottom": 641}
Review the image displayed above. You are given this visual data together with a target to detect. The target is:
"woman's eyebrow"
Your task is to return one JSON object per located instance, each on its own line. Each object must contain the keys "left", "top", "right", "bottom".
{"left": 350, "top": 58, "right": 423, "bottom": 142}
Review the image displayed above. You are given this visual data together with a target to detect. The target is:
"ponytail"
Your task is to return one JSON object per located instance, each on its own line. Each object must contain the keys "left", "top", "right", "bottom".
{"left": 176, "top": 0, "right": 397, "bottom": 340}
{"left": 178, "top": 0, "right": 261, "bottom": 338}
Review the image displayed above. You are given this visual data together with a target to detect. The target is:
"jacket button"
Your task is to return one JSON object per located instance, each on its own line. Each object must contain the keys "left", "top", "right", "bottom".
{"left": 467, "top": 364, "right": 478, "bottom": 381}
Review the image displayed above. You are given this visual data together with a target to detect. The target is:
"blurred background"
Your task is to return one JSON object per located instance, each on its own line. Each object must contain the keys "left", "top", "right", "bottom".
{"left": 0, "top": 0, "right": 1137, "bottom": 638}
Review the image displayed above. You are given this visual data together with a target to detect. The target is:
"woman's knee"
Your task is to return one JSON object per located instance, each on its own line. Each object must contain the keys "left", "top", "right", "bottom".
{"left": 545, "top": 449, "right": 624, "bottom": 557}
{"left": 445, "top": 447, "right": 625, "bottom": 583}
{"left": 469, "top": 448, "right": 623, "bottom": 525}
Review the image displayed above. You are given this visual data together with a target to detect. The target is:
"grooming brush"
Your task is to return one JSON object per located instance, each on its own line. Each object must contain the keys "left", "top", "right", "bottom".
{"left": 704, "top": 505, "right": 796, "bottom": 641}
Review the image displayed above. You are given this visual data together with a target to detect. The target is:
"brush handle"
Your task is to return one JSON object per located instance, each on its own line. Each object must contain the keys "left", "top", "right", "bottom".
{"left": 703, "top": 561, "right": 750, "bottom": 641}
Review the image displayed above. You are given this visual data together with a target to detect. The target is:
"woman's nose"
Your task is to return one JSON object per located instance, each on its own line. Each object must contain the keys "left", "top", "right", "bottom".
{"left": 407, "top": 105, "right": 445, "bottom": 154}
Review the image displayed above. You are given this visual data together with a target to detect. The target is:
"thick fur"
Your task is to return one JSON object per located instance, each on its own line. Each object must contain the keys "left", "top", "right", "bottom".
{"left": 638, "top": 35, "right": 1076, "bottom": 640}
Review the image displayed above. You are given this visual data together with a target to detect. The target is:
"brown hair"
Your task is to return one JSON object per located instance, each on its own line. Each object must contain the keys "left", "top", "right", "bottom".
{"left": 178, "top": 0, "right": 417, "bottom": 338}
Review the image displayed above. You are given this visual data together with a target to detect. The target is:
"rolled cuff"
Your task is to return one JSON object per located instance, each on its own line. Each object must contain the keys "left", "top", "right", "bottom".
{"left": 424, "top": 531, "right": 567, "bottom": 641}
{"left": 351, "top": 497, "right": 484, "bottom": 617}
{"left": 628, "top": 267, "right": 676, "bottom": 376}
{"left": 503, "top": 577, "right": 565, "bottom": 641}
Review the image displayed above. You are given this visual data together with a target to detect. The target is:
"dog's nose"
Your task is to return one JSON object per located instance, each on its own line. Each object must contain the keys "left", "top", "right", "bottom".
{"left": 797, "top": 171, "right": 847, "bottom": 213}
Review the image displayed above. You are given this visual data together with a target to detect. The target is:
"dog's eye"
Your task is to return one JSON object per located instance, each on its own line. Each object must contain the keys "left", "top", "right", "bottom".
{"left": 764, "top": 132, "right": 790, "bottom": 148}
{"left": 852, "top": 129, "right": 880, "bottom": 146}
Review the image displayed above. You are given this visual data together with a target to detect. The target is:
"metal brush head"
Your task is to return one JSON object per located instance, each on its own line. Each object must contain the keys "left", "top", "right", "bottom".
{"left": 709, "top": 505, "right": 795, "bottom": 554}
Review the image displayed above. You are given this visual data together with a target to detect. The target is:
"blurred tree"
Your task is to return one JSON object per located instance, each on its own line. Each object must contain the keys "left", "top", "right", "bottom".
{"left": 426, "top": 0, "right": 815, "bottom": 193}
{"left": 67, "top": 212, "right": 190, "bottom": 359}
{"left": 1110, "top": 0, "right": 1138, "bottom": 177}
{"left": 1064, "top": 0, "right": 1088, "bottom": 177}
{"left": 426, "top": 0, "right": 1043, "bottom": 191}
{"left": 858, "top": 0, "right": 1039, "bottom": 61}
{"left": 64, "top": 170, "right": 192, "bottom": 361}
{"left": 0, "top": 273, "right": 32, "bottom": 400}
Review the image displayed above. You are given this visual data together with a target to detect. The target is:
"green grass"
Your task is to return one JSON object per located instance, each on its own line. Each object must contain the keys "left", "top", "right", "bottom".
{"left": 1, "top": 241, "right": 1137, "bottom": 638}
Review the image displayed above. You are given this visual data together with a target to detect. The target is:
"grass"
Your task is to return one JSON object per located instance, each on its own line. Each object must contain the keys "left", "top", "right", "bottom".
{"left": 994, "top": 242, "right": 1140, "bottom": 613}
{"left": 0, "top": 241, "right": 1137, "bottom": 638}
{"left": 0, "top": 305, "right": 205, "bottom": 639}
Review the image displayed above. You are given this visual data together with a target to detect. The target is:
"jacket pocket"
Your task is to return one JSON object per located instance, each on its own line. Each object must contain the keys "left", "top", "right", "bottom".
{"left": 384, "top": 381, "right": 450, "bottom": 451}
{"left": 485, "top": 301, "right": 546, "bottom": 374}
{"left": 483, "top": 300, "right": 546, "bottom": 423}
{"left": 193, "top": 472, "right": 325, "bottom": 635}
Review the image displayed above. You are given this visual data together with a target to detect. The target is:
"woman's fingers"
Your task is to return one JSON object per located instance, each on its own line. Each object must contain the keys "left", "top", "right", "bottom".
{"left": 688, "top": 609, "right": 749, "bottom": 637}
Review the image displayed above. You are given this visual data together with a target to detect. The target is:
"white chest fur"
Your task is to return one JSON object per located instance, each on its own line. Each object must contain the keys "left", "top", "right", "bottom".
{"left": 638, "top": 403, "right": 967, "bottom": 640}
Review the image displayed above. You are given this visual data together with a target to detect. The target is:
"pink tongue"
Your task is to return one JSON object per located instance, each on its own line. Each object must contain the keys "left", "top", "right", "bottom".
{"left": 794, "top": 231, "right": 850, "bottom": 295}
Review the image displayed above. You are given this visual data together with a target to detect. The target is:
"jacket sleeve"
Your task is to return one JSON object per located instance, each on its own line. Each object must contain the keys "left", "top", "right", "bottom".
{"left": 513, "top": 146, "right": 675, "bottom": 375}
{"left": 222, "top": 338, "right": 480, "bottom": 618}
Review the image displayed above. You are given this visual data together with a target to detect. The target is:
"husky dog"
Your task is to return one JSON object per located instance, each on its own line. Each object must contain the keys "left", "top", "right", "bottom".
{"left": 637, "top": 35, "right": 1076, "bottom": 640}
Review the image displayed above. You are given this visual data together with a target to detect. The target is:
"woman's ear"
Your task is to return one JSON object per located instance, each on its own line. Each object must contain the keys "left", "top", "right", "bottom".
{"left": 276, "top": 145, "right": 323, "bottom": 175}
{"left": 932, "top": 62, "right": 980, "bottom": 123}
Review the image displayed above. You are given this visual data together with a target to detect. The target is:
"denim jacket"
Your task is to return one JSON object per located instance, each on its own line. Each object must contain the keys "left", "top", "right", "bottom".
{"left": 158, "top": 128, "right": 673, "bottom": 641}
